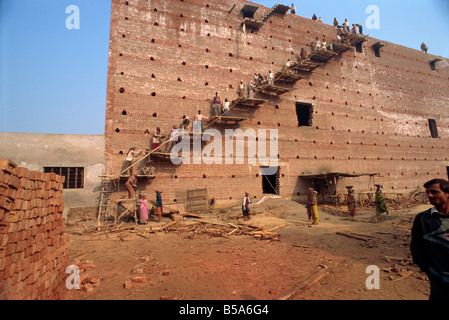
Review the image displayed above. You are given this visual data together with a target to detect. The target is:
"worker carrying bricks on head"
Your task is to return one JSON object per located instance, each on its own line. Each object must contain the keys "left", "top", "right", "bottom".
{"left": 126, "top": 173, "right": 137, "bottom": 198}
{"left": 212, "top": 92, "right": 222, "bottom": 117}
{"left": 411, "top": 179, "right": 449, "bottom": 300}
{"left": 125, "top": 147, "right": 142, "bottom": 176}
{"left": 307, "top": 188, "right": 319, "bottom": 225}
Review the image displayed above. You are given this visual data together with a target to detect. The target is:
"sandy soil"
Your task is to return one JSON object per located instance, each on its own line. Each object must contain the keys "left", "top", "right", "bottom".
{"left": 62, "top": 197, "right": 432, "bottom": 301}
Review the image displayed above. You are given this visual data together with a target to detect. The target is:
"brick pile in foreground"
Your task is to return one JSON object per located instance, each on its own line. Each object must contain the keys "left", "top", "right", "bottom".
{"left": 0, "top": 159, "right": 69, "bottom": 300}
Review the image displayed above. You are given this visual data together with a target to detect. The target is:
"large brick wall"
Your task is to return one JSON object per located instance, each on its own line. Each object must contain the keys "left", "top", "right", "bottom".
{"left": 0, "top": 159, "right": 69, "bottom": 300}
{"left": 105, "top": 0, "right": 449, "bottom": 204}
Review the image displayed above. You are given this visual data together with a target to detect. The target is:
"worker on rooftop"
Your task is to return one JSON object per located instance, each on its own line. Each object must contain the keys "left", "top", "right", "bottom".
{"left": 342, "top": 19, "right": 350, "bottom": 33}
{"left": 291, "top": 3, "right": 296, "bottom": 15}
{"left": 421, "top": 42, "right": 429, "bottom": 53}
{"left": 333, "top": 17, "right": 340, "bottom": 28}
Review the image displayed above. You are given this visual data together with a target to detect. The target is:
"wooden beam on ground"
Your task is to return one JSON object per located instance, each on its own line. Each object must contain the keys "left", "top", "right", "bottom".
{"left": 146, "top": 219, "right": 183, "bottom": 233}
{"left": 275, "top": 266, "right": 328, "bottom": 300}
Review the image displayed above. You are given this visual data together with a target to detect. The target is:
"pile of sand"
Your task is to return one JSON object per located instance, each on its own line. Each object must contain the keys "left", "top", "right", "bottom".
{"left": 251, "top": 196, "right": 307, "bottom": 218}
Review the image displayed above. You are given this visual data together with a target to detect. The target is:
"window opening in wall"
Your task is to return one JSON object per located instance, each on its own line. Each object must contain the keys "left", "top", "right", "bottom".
{"left": 295, "top": 102, "right": 313, "bottom": 127}
{"left": 372, "top": 42, "right": 386, "bottom": 58}
{"left": 44, "top": 167, "right": 84, "bottom": 189}
{"left": 428, "top": 119, "right": 439, "bottom": 138}
{"left": 261, "top": 166, "right": 280, "bottom": 195}
{"left": 373, "top": 46, "right": 381, "bottom": 57}
{"left": 430, "top": 58, "right": 442, "bottom": 71}
{"left": 355, "top": 42, "right": 363, "bottom": 53}
{"left": 241, "top": 4, "right": 259, "bottom": 18}
{"left": 446, "top": 166, "right": 449, "bottom": 180}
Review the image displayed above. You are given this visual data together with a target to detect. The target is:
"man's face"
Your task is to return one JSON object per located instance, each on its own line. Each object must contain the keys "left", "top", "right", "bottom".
{"left": 426, "top": 183, "right": 449, "bottom": 207}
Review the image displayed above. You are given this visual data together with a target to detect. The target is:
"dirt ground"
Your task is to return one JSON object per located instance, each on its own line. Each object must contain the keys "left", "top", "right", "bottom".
{"left": 62, "top": 196, "right": 432, "bottom": 301}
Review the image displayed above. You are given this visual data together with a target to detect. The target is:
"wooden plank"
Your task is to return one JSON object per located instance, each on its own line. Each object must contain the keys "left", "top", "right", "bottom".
{"left": 274, "top": 72, "right": 304, "bottom": 82}
{"left": 309, "top": 49, "right": 338, "bottom": 62}
{"left": 275, "top": 266, "right": 328, "bottom": 300}
{"left": 290, "top": 60, "right": 323, "bottom": 72}
{"left": 210, "top": 116, "right": 248, "bottom": 123}
{"left": 336, "top": 231, "right": 370, "bottom": 242}
{"left": 257, "top": 84, "right": 292, "bottom": 95}
{"left": 232, "top": 97, "right": 267, "bottom": 107}
{"left": 146, "top": 219, "right": 182, "bottom": 233}
{"left": 242, "top": 18, "right": 264, "bottom": 30}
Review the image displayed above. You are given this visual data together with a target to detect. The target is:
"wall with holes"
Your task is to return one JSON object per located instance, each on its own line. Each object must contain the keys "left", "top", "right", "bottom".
{"left": 105, "top": 0, "right": 449, "bottom": 205}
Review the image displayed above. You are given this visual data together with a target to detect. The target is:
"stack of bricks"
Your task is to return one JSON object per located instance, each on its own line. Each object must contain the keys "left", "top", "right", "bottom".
{"left": 0, "top": 159, "right": 70, "bottom": 300}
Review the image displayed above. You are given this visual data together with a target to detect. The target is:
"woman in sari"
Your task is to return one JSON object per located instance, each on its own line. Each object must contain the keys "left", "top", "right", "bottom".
{"left": 347, "top": 188, "right": 356, "bottom": 218}
{"left": 138, "top": 194, "right": 149, "bottom": 224}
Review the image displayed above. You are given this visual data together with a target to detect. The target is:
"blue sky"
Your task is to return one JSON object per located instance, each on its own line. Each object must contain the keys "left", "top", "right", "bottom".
{"left": 0, "top": 0, "right": 448, "bottom": 135}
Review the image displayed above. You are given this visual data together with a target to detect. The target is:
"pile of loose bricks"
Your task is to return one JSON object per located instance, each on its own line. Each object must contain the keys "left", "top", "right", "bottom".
{"left": 0, "top": 159, "right": 69, "bottom": 300}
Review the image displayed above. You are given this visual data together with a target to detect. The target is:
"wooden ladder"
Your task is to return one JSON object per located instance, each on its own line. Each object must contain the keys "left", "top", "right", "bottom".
{"left": 97, "top": 174, "right": 113, "bottom": 224}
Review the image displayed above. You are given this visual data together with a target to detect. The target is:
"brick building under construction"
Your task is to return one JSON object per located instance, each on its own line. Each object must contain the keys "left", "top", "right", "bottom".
{"left": 103, "top": 0, "right": 449, "bottom": 212}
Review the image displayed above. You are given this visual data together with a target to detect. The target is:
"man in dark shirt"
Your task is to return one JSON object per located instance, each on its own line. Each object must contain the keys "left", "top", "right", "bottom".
{"left": 411, "top": 179, "right": 449, "bottom": 300}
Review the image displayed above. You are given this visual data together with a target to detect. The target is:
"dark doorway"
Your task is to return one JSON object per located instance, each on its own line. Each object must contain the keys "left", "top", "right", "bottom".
{"left": 428, "top": 119, "right": 439, "bottom": 138}
{"left": 261, "top": 166, "right": 280, "bottom": 194}
{"left": 373, "top": 46, "right": 381, "bottom": 57}
{"left": 446, "top": 167, "right": 449, "bottom": 181}
{"left": 295, "top": 102, "right": 313, "bottom": 127}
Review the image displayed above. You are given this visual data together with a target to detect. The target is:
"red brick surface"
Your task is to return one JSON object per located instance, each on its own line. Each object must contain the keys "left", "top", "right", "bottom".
{"left": 0, "top": 159, "right": 69, "bottom": 300}
{"left": 105, "top": 0, "right": 449, "bottom": 203}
